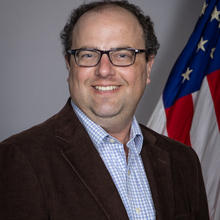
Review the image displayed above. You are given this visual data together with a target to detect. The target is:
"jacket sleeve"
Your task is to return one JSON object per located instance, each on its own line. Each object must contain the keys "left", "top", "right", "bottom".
{"left": 0, "top": 143, "right": 48, "bottom": 220}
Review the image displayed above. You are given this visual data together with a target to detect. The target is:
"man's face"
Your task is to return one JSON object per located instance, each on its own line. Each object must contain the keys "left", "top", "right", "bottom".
{"left": 66, "top": 7, "right": 154, "bottom": 128}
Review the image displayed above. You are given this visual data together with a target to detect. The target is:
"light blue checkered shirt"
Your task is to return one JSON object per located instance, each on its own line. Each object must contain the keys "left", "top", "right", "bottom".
{"left": 71, "top": 101, "right": 155, "bottom": 220}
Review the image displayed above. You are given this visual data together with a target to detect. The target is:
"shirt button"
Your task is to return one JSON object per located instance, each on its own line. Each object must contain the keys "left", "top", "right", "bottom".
{"left": 128, "top": 170, "right": 131, "bottom": 175}
{"left": 136, "top": 207, "right": 141, "bottom": 214}
{"left": 109, "top": 138, "right": 115, "bottom": 143}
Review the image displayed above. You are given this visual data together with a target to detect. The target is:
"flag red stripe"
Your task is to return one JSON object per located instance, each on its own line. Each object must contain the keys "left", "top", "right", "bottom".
{"left": 207, "top": 70, "right": 220, "bottom": 131}
{"left": 165, "top": 95, "right": 193, "bottom": 146}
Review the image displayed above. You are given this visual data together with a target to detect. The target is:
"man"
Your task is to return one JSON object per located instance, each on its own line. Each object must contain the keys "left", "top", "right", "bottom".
{"left": 0, "top": 1, "right": 209, "bottom": 219}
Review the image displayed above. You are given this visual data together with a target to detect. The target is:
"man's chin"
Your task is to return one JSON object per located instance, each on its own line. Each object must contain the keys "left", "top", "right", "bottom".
{"left": 93, "top": 112, "right": 119, "bottom": 119}
{"left": 91, "top": 108, "right": 121, "bottom": 119}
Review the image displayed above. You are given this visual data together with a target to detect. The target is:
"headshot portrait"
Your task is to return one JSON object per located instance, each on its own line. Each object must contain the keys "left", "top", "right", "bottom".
{"left": 1, "top": 0, "right": 219, "bottom": 219}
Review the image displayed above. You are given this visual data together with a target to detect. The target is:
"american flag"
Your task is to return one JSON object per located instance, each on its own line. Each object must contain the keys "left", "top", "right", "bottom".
{"left": 147, "top": 0, "right": 220, "bottom": 219}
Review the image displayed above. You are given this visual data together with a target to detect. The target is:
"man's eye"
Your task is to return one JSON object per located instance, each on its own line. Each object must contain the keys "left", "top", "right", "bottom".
{"left": 114, "top": 52, "right": 132, "bottom": 59}
{"left": 80, "top": 53, "right": 94, "bottom": 58}
{"left": 118, "top": 53, "right": 128, "bottom": 58}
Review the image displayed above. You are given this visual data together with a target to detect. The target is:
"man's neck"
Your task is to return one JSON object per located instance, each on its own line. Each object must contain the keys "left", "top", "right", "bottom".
{"left": 71, "top": 99, "right": 133, "bottom": 144}
{"left": 104, "top": 124, "right": 131, "bottom": 145}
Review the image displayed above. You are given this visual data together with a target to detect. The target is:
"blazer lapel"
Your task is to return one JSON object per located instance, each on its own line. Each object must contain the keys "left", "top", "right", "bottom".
{"left": 141, "top": 127, "right": 175, "bottom": 220}
{"left": 54, "top": 99, "right": 129, "bottom": 220}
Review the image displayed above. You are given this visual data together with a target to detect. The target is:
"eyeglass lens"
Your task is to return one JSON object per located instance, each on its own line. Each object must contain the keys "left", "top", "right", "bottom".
{"left": 75, "top": 49, "right": 135, "bottom": 67}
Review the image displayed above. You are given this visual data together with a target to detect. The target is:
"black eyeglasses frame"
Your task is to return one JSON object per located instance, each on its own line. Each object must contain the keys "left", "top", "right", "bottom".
{"left": 67, "top": 48, "right": 146, "bottom": 67}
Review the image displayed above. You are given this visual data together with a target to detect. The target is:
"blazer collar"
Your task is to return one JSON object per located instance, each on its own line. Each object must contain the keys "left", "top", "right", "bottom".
{"left": 140, "top": 126, "right": 175, "bottom": 220}
{"left": 54, "top": 98, "right": 129, "bottom": 219}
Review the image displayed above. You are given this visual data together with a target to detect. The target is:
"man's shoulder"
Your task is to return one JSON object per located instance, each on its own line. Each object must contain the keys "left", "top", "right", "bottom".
{"left": 140, "top": 124, "right": 203, "bottom": 183}
{"left": 140, "top": 124, "right": 199, "bottom": 162}
{"left": 0, "top": 113, "right": 58, "bottom": 150}
{"left": 0, "top": 99, "right": 78, "bottom": 150}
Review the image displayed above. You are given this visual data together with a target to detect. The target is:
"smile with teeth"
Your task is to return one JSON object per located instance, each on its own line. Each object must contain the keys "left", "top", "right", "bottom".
{"left": 94, "top": 85, "right": 119, "bottom": 91}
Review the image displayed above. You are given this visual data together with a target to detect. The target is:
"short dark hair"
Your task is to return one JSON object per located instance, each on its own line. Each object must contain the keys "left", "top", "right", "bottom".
{"left": 60, "top": 0, "right": 159, "bottom": 61}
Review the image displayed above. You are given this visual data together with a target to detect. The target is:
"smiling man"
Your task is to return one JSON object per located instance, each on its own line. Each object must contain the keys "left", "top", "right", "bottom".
{"left": 0, "top": 1, "right": 209, "bottom": 220}
{"left": 65, "top": 4, "right": 154, "bottom": 151}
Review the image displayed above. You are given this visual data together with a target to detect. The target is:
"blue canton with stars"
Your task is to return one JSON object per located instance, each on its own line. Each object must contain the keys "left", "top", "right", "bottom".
{"left": 163, "top": 0, "right": 220, "bottom": 108}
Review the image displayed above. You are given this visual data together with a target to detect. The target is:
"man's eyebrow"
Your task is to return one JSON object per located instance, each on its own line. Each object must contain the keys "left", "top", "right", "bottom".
{"left": 74, "top": 46, "right": 133, "bottom": 50}
{"left": 109, "top": 46, "right": 133, "bottom": 50}
{"left": 79, "top": 46, "right": 99, "bottom": 50}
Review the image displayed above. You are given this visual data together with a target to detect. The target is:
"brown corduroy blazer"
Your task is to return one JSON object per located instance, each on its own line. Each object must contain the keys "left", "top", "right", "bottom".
{"left": 0, "top": 99, "right": 209, "bottom": 220}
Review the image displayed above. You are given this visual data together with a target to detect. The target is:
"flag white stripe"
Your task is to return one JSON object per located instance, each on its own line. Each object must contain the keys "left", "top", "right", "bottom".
{"left": 147, "top": 79, "right": 220, "bottom": 220}
{"left": 191, "top": 77, "right": 220, "bottom": 220}
{"left": 147, "top": 97, "right": 168, "bottom": 136}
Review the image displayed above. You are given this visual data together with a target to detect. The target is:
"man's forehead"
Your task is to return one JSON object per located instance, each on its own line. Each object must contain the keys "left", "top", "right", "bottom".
{"left": 71, "top": 5, "right": 145, "bottom": 49}
{"left": 74, "top": 5, "right": 140, "bottom": 31}
{"left": 80, "top": 5, "right": 134, "bottom": 18}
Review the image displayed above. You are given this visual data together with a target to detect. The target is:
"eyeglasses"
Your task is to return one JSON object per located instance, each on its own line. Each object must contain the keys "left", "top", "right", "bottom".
{"left": 67, "top": 48, "right": 146, "bottom": 67}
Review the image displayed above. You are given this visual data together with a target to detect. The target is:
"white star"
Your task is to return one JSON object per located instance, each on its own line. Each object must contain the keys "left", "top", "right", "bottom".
{"left": 182, "top": 67, "right": 193, "bottom": 83}
{"left": 210, "top": 6, "right": 220, "bottom": 22}
{"left": 197, "top": 37, "right": 208, "bottom": 52}
{"left": 201, "top": 2, "right": 208, "bottom": 15}
{"left": 210, "top": 48, "right": 216, "bottom": 59}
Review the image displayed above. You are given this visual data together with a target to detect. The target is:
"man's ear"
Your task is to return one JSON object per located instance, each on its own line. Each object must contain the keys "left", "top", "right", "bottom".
{"left": 65, "top": 55, "right": 71, "bottom": 72}
{"left": 146, "top": 55, "right": 155, "bottom": 85}
{"left": 65, "top": 55, "right": 71, "bottom": 83}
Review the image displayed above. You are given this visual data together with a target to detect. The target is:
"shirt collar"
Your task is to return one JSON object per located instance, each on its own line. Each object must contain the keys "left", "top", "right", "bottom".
{"left": 71, "top": 100, "right": 143, "bottom": 154}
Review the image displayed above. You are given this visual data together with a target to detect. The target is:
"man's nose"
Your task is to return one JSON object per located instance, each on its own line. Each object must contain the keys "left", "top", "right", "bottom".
{"left": 95, "top": 54, "right": 114, "bottom": 77}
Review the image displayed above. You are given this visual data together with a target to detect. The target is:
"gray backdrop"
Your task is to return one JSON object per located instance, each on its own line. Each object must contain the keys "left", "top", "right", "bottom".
{"left": 0, "top": 0, "right": 203, "bottom": 141}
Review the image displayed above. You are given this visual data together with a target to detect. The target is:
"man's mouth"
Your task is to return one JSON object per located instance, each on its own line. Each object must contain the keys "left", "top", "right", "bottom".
{"left": 94, "top": 85, "right": 119, "bottom": 91}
